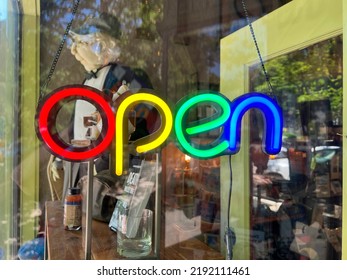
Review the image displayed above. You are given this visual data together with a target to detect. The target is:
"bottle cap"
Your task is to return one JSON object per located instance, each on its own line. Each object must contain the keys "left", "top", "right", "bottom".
{"left": 69, "top": 188, "right": 81, "bottom": 195}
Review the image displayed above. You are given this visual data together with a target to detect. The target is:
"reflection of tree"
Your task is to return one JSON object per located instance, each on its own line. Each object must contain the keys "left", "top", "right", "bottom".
{"left": 250, "top": 36, "right": 343, "bottom": 132}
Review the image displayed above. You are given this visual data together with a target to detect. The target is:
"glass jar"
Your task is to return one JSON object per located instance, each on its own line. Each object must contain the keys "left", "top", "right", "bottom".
{"left": 63, "top": 188, "right": 82, "bottom": 231}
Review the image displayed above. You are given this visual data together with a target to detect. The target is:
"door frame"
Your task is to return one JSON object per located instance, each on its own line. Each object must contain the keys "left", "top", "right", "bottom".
{"left": 220, "top": 0, "right": 344, "bottom": 259}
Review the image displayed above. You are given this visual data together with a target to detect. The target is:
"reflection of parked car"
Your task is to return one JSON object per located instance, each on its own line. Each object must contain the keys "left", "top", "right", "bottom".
{"left": 264, "top": 144, "right": 341, "bottom": 183}
{"left": 313, "top": 145, "right": 340, "bottom": 163}
{"left": 264, "top": 147, "right": 290, "bottom": 181}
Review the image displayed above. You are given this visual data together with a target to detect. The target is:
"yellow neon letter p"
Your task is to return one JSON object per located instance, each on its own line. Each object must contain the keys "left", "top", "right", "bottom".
{"left": 114, "top": 92, "right": 173, "bottom": 175}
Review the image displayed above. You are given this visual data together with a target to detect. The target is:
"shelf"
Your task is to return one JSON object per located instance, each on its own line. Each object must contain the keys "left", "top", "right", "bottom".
{"left": 45, "top": 201, "right": 224, "bottom": 260}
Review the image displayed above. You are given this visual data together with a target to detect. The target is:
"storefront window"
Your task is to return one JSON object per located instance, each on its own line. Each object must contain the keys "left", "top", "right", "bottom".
{"left": 249, "top": 36, "right": 343, "bottom": 259}
{"left": 38, "top": 0, "right": 291, "bottom": 260}
{"left": 5, "top": 0, "right": 346, "bottom": 261}
{"left": 40, "top": 0, "right": 227, "bottom": 260}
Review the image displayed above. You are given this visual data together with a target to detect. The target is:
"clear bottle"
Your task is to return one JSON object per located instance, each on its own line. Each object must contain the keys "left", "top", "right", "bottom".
{"left": 63, "top": 188, "right": 82, "bottom": 230}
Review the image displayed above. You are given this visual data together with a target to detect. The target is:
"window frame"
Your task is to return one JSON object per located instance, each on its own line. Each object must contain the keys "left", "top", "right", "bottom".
{"left": 220, "top": 0, "right": 344, "bottom": 259}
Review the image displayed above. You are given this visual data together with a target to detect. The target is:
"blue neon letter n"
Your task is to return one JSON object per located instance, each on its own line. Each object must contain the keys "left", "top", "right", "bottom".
{"left": 228, "top": 93, "right": 283, "bottom": 155}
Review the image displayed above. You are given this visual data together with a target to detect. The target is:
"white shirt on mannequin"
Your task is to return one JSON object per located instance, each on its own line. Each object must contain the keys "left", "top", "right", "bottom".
{"left": 73, "top": 65, "right": 111, "bottom": 140}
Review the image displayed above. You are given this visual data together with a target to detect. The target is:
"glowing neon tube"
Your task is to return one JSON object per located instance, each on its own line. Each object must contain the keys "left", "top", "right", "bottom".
{"left": 175, "top": 92, "right": 231, "bottom": 158}
{"left": 115, "top": 92, "right": 173, "bottom": 175}
{"left": 36, "top": 85, "right": 115, "bottom": 161}
{"left": 228, "top": 93, "right": 283, "bottom": 154}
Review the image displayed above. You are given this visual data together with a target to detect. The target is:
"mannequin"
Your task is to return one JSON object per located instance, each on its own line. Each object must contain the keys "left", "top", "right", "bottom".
{"left": 49, "top": 13, "right": 153, "bottom": 200}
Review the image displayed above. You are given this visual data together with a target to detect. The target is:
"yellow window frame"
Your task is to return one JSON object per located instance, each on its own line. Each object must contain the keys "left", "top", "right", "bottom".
{"left": 19, "top": 0, "right": 41, "bottom": 243}
{"left": 220, "top": 0, "right": 344, "bottom": 259}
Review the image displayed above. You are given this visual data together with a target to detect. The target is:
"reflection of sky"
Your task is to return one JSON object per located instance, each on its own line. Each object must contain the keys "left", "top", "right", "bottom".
{"left": 197, "top": 24, "right": 221, "bottom": 78}
{"left": 209, "top": 17, "right": 258, "bottom": 83}
{"left": 0, "top": 1, "right": 7, "bottom": 21}
{"left": 210, "top": 62, "right": 220, "bottom": 77}
{"left": 229, "top": 17, "right": 258, "bottom": 33}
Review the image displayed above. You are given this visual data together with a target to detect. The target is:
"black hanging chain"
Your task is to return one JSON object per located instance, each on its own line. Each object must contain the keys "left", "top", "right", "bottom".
{"left": 39, "top": 0, "right": 81, "bottom": 102}
{"left": 225, "top": 0, "right": 278, "bottom": 260}
{"left": 241, "top": 0, "right": 275, "bottom": 98}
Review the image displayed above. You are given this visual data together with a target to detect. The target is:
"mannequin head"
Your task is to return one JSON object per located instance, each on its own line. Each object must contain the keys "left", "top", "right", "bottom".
{"left": 69, "top": 13, "right": 121, "bottom": 72}
{"left": 70, "top": 31, "right": 120, "bottom": 72}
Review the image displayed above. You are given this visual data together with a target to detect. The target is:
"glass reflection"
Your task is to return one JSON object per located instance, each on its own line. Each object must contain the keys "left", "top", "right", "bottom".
{"left": 249, "top": 36, "right": 343, "bottom": 259}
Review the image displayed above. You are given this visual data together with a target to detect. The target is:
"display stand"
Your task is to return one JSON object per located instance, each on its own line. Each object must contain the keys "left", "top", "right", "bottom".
{"left": 153, "top": 153, "right": 161, "bottom": 258}
{"left": 84, "top": 159, "right": 94, "bottom": 260}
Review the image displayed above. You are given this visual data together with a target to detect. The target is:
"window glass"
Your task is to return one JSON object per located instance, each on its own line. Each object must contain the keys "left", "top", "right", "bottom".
{"left": 249, "top": 36, "right": 343, "bottom": 259}
{"left": 38, "top": 0, "right": 291, "bottom": 260}
{"left": 40, "top": 0, "right": 226, "bottom": 259}
{"left": 0, "top": 0, "right": 300, "bottom": 260}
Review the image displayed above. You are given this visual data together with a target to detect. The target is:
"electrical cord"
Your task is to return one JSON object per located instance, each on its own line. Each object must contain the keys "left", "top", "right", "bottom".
{"left": 225, "top": 155, "right": 236, "bottom": 260}
{"left": 227, "top": 155, "right": 232, "bottom": 228}
{"left": 225, "top": 0, "right": 276, "bottom": 260}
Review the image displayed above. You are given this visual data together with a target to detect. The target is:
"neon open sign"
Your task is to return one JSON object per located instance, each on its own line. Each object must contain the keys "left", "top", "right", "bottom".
{"left": 35, "top": 85, "right": 283, "bottom": 176}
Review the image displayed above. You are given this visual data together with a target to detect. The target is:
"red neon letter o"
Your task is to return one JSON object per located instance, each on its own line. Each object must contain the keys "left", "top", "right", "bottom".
{"left": 36, "top": 85, "right": 115, "bottom": 161}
